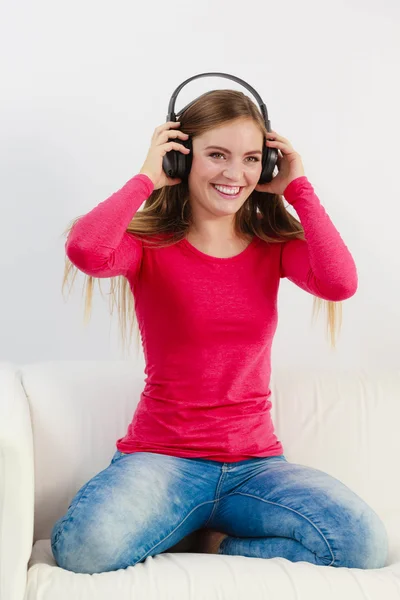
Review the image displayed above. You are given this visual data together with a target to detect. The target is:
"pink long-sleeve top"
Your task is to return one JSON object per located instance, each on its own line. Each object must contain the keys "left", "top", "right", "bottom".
{"left": 65, "top": 174, "right": 358, "bottom": 462}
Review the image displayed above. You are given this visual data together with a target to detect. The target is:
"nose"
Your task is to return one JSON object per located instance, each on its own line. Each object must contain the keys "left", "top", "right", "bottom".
{"left": 222, "top": 161, "right": 244, "bottom": 181}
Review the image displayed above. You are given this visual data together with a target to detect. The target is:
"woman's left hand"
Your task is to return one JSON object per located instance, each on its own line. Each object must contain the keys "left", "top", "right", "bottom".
{"left": 255, "top": 131, "right": 306, "bottom": 195}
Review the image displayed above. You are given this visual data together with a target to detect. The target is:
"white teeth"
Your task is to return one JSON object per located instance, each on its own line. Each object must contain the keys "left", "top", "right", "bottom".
{"left": 214, "top": 185, "right": 240, "bottom": 195}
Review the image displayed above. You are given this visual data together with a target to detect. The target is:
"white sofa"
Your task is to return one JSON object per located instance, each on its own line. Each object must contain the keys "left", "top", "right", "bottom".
{"left": 1, "top": 360, "right": 400, "bottom": 600}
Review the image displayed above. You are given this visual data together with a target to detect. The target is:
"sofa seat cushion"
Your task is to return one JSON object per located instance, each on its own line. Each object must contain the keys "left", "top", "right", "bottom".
{"left": 25, "top": 530, "right": 400, "bottom": 600}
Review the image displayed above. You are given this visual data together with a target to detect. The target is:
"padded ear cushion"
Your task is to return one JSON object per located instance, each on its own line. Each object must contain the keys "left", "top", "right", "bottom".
{"left": 259, "top": 141, "right": 278, "bottom": 184}
{"left": 162, "top": 137, "right": 193, "bottom": 181}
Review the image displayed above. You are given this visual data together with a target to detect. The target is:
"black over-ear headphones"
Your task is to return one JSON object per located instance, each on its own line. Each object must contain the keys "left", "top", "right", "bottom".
{"left": 162, "top": 72, "right": 278, "bottom": 184}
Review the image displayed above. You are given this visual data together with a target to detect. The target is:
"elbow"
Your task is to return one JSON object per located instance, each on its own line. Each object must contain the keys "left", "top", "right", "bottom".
{"left": 342, "top": 270, "right": 359, "bottom": 299}
{"left": 65, "top": 240, "right": 92, "bottom": 271}
{"left": 337, "top": 284, "right": 358, "bottom": 301}
{"left": 330, "top": 276, "right": 358, "bottom": 301}
{"left": 64, "top": 222, "right": 111, "bottom": 275}
{"left": 65, "top": 239, "right": 110, "bottom": 275}
{"left": 64, "top": 225, "right": 88, "bottom": 270}
{"left": 314, "top": 272, "right": 358, "bottom": 301}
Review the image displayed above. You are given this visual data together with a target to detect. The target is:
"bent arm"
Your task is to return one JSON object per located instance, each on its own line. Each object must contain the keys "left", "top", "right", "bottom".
{"left": 280, "top": 176, "right": 358, "bottom": 301}
{"left": 65, "top": 174, "right": 155, "bottom": 279}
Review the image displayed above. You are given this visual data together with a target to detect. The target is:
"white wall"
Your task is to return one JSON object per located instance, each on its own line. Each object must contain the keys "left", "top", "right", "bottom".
{"left": 1, "top": 0, "right": 399, "bottom": 369}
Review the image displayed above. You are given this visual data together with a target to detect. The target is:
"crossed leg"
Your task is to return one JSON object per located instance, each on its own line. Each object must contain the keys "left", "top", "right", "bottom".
{"left": 204, "top": 458, "right": 388, "bottom": 569}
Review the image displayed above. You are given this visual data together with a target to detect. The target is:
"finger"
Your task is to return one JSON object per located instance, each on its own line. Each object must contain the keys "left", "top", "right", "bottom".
{"left": 163, "top": 141, "right": 191, "bottom": 153}
{"left": 159, "top": 121, "right": 182, "bottom": 130}
{"left": 160, "top": 130, "right": 189, "bottom": 142}
{"left": 266, "top": 130, "right": 281, "bottom": 139}
{"left": 267, "top": 131, "right": 290, "bottom": 145}
{"left": 153, "top": 121, "right": 182, "bottom": 138}
{"left": 266, "top": 140, "right": 292, "bottom": 153}
{"left": 165, "top": 177, "right": 183, "bottom": 185}
{"left": 266, "top": 139, "right": 285, "bottom": 147}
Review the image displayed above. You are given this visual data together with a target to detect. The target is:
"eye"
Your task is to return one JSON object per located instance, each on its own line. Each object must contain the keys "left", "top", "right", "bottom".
{"left": 209, "top": 152, "right": 260, "bottom": 162}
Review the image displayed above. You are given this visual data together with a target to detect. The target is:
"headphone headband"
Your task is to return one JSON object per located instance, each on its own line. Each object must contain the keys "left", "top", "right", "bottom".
{"left": 162, "top": 71, "right": 278, "bottom": 184}
{"left": 165, "top": 71, "right": 272, "bottom": 133}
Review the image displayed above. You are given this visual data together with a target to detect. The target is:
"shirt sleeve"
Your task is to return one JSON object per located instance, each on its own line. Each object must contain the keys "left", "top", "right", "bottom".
{"left": 280, "top": 176, "right": 358, "bottom": 301}
{"left": 65, "top": 173, "right": 155, "bottom": 279}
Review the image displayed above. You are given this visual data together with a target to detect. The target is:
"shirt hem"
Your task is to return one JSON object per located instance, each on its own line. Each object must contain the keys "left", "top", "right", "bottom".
{"left": 115, "top": 442, "right": 284, "bottom": 463}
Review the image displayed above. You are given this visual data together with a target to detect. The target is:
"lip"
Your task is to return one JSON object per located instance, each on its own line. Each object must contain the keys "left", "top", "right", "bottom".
{"left": 211, "top": 184, "right": 244, "bottom": 193}
{"left": 211, "top": 183, "right": 244, "bottom": 188}
{"left": 210, "top": 183, "right": 244, "bottom": 199}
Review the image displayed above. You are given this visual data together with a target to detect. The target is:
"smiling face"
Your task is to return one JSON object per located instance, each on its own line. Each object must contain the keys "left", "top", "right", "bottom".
{"left": 187, "top": 118, "right": 264, "bottom": 231}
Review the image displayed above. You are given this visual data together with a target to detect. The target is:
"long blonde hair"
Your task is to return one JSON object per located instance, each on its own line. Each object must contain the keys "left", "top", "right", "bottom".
{"left": 61, "top": 89, "right": 342, "bottom": 356}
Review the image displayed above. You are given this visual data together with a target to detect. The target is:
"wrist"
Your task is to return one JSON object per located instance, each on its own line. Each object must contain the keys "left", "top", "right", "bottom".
{"left": 138, "top": 171, "right": 156, "bottom": 187}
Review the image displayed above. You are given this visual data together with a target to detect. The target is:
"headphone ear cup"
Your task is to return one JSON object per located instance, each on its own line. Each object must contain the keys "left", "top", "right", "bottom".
{"left": 258, "top": 141, "right": 278, "bottom": 184}
{"left": 162, "top": 137, "right": 193, "bottom": 181}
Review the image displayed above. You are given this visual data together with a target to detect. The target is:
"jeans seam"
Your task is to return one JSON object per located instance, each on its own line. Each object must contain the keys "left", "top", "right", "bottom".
{"left": 222, "top": 491, "right": 336, "bottom": 567}
{"left": 204, "top": 468, "right": 228, "bottom": 528}
{"left": 135, "top": 498, "right": 218, "bottom": 565}
{"left": 52, "top": 479, "right": 95, "bottom": 549}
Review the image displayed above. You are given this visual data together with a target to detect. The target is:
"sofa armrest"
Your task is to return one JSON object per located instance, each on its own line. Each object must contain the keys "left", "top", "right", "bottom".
{"left": 0, "top": 364, "right": 34, "bottom": 600}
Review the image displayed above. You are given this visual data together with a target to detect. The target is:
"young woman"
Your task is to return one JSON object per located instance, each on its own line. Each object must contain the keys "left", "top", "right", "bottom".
{"left": 51, "top": 89, "right": 388, "bottom": 574}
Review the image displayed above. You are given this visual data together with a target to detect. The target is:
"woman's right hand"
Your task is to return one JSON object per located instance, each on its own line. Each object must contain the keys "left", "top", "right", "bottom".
{"left": 139, "top": 121, "right": 191, "bottom": 190}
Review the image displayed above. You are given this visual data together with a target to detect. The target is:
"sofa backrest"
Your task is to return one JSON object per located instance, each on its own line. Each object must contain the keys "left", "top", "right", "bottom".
{"left": 15, "top": 361, "right": 400, "bottom": 544}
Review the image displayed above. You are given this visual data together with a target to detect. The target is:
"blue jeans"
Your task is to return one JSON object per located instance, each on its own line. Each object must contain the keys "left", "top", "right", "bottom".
{"left": 51, "top": 450, "right": 388, "bottom": 574}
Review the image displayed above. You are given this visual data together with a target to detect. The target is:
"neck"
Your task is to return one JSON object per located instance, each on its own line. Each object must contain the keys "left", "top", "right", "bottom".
{"left": 188, "top": 222, "right": 240, "bottom": 243}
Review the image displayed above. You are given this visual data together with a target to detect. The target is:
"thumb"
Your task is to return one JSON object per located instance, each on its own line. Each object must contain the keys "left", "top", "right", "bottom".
{"left": 255, "top": 182, "right": 270, "bottom": 193}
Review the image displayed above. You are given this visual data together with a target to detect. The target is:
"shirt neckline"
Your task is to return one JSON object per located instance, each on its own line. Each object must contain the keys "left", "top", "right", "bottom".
{"left": 180, "top": 235, "right": 260, "bottom": 262}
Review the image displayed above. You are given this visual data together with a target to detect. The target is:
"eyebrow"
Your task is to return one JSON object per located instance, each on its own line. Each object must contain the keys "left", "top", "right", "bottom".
{"left": 204, "top": 145, "right": 263, "bottom": 156}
